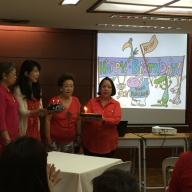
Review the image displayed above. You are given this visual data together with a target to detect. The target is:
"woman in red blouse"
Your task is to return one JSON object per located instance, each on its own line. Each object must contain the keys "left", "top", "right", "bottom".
{"left": 0, "top": 61, "right": 21, "bottom": 154}
{"left": 82, "top": 77, "right": 122, "bottom": 158}
{"left": 45, "top": 73, "right": 81, "bottom": 153}
{"left": 13, "top": 60, "right": 48, "bottom": 141}
{"left": 167, "top": 137, "right": 192, "bottom": 192}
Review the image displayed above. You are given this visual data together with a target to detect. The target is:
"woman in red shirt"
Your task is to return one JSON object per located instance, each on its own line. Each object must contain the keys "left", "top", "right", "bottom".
{"left": 45, "top": 73, "right": 81, "bottom": 153}
{"left": 13, "top": 60, "right": 48, "bottom": 141}
{"left": 0, "top": 61, "right": 21, "bottom": 154}
{"left": 82, "top": 77, "right": 121, "bottom": 158}
{"left": 167, "top": 139, "right": 192, "bottom": 192}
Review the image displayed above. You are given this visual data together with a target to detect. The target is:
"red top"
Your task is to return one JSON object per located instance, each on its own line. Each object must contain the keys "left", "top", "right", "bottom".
{"left": 82, "top": 97, "right": 121, "bottom": 154}
{"left": 0, "top": 83, "right": 19, "bottom": 141}
{"left": 168, "top": 151, "right": 192, "bottom": 192}
{"left": 49, "top": 96, "right": 81, "bottom": 143}
{"left": 26, "top": 97, "right": 41, "bottom": 141}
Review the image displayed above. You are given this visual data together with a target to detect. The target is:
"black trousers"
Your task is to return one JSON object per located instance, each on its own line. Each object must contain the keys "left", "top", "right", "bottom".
{"left": 83, "top": 146, "right": 116, "bottom": 158}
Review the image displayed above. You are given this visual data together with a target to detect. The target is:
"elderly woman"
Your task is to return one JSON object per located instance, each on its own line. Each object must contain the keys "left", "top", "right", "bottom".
{"left": 82, "top": 77, "right": 121, "bottom": 158}
{"left": 13, "top": 60, "right": 48, "bottom": 141}
{"left": 0, "top": 61, "right": 20, "bottom": 154}
{"left": 45, "top": 73, "right": 81, "bottom": 153}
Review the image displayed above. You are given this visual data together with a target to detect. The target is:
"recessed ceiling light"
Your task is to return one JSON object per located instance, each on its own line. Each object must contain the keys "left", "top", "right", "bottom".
{"left": 111, "top": 15, "right": 192, "bottom": 21}
{"left": 97, "top": 24, "right": 181, "bottom": 30}
{"left": 61, "top": 0, "right": 80, "bottom": 5}
{"left": 95, "top": 3, "right": 156, "bottom": 13}
{"left": 106, "top": 0, "right": 174, "bottom": 6}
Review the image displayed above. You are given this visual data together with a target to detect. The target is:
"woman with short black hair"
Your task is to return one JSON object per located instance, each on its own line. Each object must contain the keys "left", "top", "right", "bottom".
{"left": 92, "top": 169, "right": 140, "bottom": 192}
{"left": 13, "top": 60, "right": 48, "bottom": 140}
{"left": 0, "top": 61, "right": 20, "bottom": 154}
{"left": 82, "top": 77, "right": 121, "bottom": 158}
{"left": 0, "top": 136, "right": 61, "bottom": 192}
{"left": 45, "top": 73, "right": 81, "bottom": 153}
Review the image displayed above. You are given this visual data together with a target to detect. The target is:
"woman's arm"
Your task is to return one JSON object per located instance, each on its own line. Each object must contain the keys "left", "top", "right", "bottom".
{"left": 45, "top": 114, "right": 53, "bottom": 148}
{"left": 0, "top": 93, "right": 10, "bottom": 143}
{"left": 18, "top": 129, "right": 23, "bottom": 137}
{"left": 13, "top": 88, "right": 47, "bottom": 116}
{"left": 102, "top": 102, "right": 121, "bottom": 126}
{"left": 39, "top": 98, "right": 43, "bottom": 109}
{"left": 1, "top": 130, "right": 11, "bottom": 144}
{"left": 76, "top": 110, "right": 81, "bottom": 135}
{"left": 75, "top": 110, "right": 82, "bottom": 146}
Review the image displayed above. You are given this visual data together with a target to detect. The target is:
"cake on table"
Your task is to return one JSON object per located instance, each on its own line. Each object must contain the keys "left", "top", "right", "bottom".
{"left": 80, "top": 113, "right": 102, "bottom": 118}
{"left": 47, "top": 103, "right": 65, "bottom": 112}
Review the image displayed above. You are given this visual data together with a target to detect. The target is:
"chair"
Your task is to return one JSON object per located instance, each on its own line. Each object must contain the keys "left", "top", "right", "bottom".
{"left": 117, "top": 121, "right": 128, "bottom": 137}
{"left": 105, "top": 161, "right": 132, "bottom": 172}
{"left": 162, "top": 157, "right": 178, "bottom": 192}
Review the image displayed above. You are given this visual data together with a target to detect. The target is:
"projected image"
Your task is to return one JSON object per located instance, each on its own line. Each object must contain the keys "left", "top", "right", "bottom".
{"left": 97, "top": 34, "right": 187, "bottom": 110}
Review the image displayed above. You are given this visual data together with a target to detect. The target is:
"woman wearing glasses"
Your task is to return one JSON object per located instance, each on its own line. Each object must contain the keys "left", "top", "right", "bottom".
{"left": 0, "top": 61, "right": 20, "bottom": 154}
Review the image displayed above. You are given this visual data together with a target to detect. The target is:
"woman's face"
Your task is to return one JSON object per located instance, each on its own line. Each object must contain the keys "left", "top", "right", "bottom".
{"left": 4, "top": 68, "right": 17, "bottom": 86}
{"left": 61, "top": 79, "right": 74, "bottom": 98}
{"left": 27, "top": 66, "right": 40, "bottom": 83}
{"left": 99, "top": 79, "right": 112, "bottom": 99}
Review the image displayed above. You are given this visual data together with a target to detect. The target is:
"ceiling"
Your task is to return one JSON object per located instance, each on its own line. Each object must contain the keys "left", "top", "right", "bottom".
{"left": 0, "top": 0, "right": 192, "bottom": 33}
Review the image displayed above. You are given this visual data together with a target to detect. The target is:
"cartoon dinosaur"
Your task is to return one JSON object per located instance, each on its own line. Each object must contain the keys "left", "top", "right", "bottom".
{"left": 151, "top": 74, "right": 172, "bottom": 108}
{"left": 122, "top": 38, "right": 139, "bottom": 59}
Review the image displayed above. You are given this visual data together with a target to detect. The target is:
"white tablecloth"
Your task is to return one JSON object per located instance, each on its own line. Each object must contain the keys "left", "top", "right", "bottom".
{"left": 47, "top": 152, "right": 122, "bottom": 192}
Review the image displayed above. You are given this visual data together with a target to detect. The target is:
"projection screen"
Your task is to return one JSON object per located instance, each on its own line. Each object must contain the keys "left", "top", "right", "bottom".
{"left": 96, "top": 33, "right": 187, "bottom": 125}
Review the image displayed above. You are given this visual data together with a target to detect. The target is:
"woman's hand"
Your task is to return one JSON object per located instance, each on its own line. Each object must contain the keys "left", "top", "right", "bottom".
{"left": 82, "top": 117, "right": 92, "bottom": 123}
{"left": 37, "top": 108, "right": 48, "bottom": 116}
{"left": 47, "top": 164, "right": 62, "bottom": 192}
{"left": 95, "top": 117, "right": 105, "bottom": 123}
{"left": 19, "top": 129, "right": 23, "bottom": 137}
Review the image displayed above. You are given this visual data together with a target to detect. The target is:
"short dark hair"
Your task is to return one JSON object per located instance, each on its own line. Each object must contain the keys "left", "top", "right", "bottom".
{"left": 0, "top": 61, "right": 15, "bottom": 81}
{"left": 92, "top": 169, "right": 140, "bottom": 192}
{"left": 0, "top": 136, "right": 50, "bottom": 192}
{"left": 98, "top": 77, "right": 116, "bottom": 96}
{"left": 17, "top": 60, "right": 41, "bottom": 100}
{"left": 58, "top": 73, "right": 76, "bottom": 87}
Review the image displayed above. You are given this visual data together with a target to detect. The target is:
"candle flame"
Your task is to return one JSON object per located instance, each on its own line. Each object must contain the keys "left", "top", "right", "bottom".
{"left": 84, "top": 107, "right": 87, "bottom": 111}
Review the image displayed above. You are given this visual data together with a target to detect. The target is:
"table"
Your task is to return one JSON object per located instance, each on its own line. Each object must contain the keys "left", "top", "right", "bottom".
{"left": 118, "top": 133, "right": 141, "bottom": 191}
{"left": 47, "top": 151, "right": 122, "bottom": 192}
{"left": 140, "top": 133, "right": 189, "bottom": 192}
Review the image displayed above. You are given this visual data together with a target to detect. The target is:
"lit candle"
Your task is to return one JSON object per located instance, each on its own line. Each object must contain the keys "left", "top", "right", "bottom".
{"left": 84, "top": 106, "right": 88, "bottom": 113}
{"left": 53, "top": 100, "right": 55, "bottom": 104}
{"left": 57, "top": 100, "right": 59, "bottom": 104}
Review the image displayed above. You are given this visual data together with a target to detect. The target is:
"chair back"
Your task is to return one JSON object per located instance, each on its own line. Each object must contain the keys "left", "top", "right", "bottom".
{"left": 162, "top": 157, "right": 178, "bottom": 192}
{"left": 117, "top": 121, "right": 128, "bottom": 137}
{"left": 105, "top": 161, "right": 132, "bottom": 172}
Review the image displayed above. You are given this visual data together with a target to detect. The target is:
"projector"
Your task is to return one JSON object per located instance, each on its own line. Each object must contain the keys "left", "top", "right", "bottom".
{"left": 152, "top": 126, "right": 177, "bottom": 135}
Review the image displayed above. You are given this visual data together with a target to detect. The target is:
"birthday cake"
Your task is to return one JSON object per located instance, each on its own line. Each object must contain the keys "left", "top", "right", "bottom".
{"left": 80, "top": 113, "right": 102, "bottom": 118}
{"left": 47, "top": 104, "right": 65, "bottom": 112}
